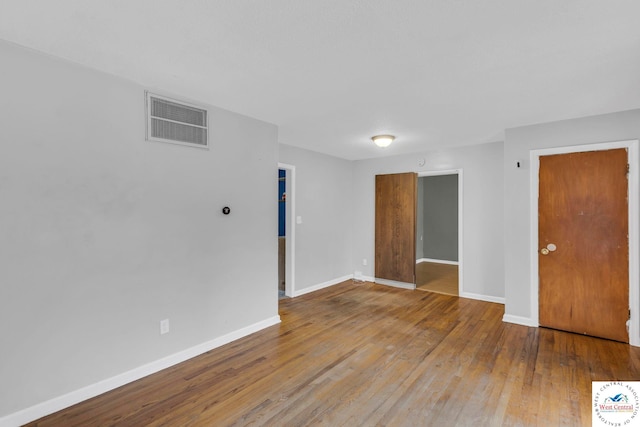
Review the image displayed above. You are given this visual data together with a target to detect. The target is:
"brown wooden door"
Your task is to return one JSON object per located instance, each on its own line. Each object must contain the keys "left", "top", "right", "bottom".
{"left": 375, "top": 172, "right": 417, "bottom": 284}
{"left": 539, "top": 149, "right": 629, "bottom": 342}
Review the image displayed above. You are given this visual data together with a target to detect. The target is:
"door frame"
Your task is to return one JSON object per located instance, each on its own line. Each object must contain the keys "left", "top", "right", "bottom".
{"left": 529, "top": 140, "right": 639, "bottom": 346}
{"left": 417, "top": 169, "right": 464, "bottom": 296}
{"left": 278, "top": 163, "right": 296, "bottom": 297}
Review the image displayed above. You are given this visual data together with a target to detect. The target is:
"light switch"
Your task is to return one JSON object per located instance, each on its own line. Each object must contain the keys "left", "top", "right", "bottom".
{"left": 296, "top": 216, "right": 302, "bottom": 224}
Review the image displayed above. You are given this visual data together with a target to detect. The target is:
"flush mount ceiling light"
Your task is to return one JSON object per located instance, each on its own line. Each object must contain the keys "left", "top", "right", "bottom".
{"left": 372, "top": 134, "right": 395, "bottom": 148}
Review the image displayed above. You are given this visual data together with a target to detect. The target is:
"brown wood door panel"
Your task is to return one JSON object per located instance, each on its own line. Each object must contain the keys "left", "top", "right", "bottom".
{"left": 539, "top": 149, "right": 629, "bottom": 342}
{"left": 375, "top": 173, "right": 417, "bottom": 284}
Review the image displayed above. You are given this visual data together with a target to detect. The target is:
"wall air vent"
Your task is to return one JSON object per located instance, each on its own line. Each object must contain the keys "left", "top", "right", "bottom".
{"left": 146, "top": 92, "right": 208, "bottom": 148}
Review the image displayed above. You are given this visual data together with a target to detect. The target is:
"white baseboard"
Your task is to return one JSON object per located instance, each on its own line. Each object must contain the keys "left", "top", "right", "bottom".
{"left": 416, "top": 258, "right": 459, "bottom": 265}
{"left": 293, "top": 274, "right": 353, "bottom": 297}
{"left": 502, "top": 314, "right": 538, "bottom": 327}
{"left": 0, "top": 316, "right": 281, "bottom": 427}
{"left": 459, "top": 292, "right": 505, "bottom": 305}
{"left": 374, "top": 278, "right": 416, "bottom": 290}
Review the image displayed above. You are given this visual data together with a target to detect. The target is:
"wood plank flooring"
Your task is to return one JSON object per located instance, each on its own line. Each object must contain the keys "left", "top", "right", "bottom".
{"left": 27, "top": 281, "right": 640, "bottom": 426}
{"left": 415, "top": 261, "right": 458, "bottom": 296}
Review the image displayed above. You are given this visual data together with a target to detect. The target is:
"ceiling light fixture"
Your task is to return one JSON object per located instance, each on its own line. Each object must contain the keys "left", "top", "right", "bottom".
{"left": 372, "top": 134, "right": 395, "bottom": 148}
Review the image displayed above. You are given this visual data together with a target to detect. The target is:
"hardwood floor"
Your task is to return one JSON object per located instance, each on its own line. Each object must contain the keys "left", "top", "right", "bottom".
{"left": 416, "top": 261, "right": 458, "bottom": 296}
{"left": 28, "top": 281, "right": 640, "bottom": 426}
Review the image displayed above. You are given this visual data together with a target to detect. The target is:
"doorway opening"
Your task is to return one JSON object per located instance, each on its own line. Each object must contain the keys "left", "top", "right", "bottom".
{"left": 278, "top": 163, "right": 296, "bottom": 298}
{"left": 416, "top": 170, "right": 463, "bottom": 296}
{"left": 278, "top": 168, "right": 286, "bottom": 299}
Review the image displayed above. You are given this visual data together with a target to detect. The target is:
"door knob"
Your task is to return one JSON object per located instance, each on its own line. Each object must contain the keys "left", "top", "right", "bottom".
{"left": 540, "top": 243, "right": 557, "bottom": 255}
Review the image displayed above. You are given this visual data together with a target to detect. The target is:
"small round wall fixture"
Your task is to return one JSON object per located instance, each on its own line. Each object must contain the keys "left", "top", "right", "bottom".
{"left": 372, "top": 134, "right": 395, "bottom": 148}
{"left": 222, "top": 206, "right": 231, "bottom": 215}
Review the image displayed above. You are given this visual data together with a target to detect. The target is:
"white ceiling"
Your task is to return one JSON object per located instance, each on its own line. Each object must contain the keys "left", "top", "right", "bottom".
{"left": 1, "top": 1, "right": 640, "bottom": 160}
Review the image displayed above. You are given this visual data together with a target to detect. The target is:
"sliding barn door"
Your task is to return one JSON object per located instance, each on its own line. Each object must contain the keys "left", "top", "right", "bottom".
{"left": 539, "top": 149, "right": 629, "bottom": 342}
{"left": 375, "top": 173, "right": 417, "bottom": 285}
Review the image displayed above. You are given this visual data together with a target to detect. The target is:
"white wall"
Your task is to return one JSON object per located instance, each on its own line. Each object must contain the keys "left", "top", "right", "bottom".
{"left": 503, "top": 109, "right": 640, "bottom": 323}
{"left": 0, "top": 40, "right": 279, "bottom": 420}
{"left": 278, "top": 144, "right": 354, "bottom": 293}
{"left": 352, "top": 142, "right": 505, "bottom": 301}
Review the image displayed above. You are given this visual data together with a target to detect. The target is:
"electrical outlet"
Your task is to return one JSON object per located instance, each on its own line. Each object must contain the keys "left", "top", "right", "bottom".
{"left": 160, "top": 319, "right": 170, "bottom": 335}
{"left": 363, "top": 258, "right": 368, "bottom": 266}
